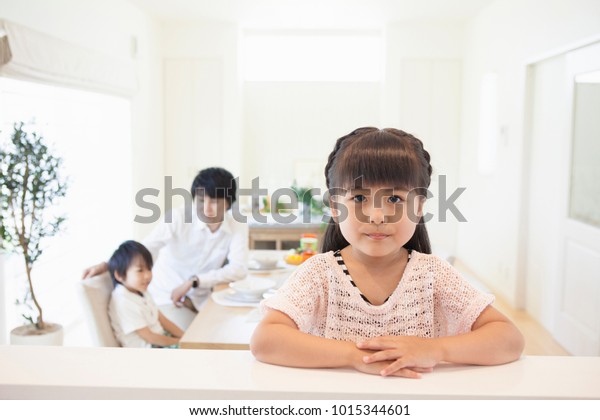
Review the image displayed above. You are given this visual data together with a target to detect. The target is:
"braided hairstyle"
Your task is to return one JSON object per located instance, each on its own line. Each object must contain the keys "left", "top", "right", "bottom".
{"left": 321, "top": 127, "right": 432, "bottom": 254}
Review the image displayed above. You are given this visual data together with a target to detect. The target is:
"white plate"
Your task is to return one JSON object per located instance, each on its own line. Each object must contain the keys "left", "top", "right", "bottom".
{"left": 226, "top": 289, "right": 263, "bottom": 302}
{"left": 211, "top": 289, "right": 261, "bottom": 307}
{"left": 249, "top": 259, "right": 286, "bottom": 270}
{"left": 248, "top": 260, "right": 296, "bottom": 273}
{"left": 229, "top": 278, "right": 276, "bottom": 298}
{"left": 248, "top": 260, "right": 279, "bottom": 270}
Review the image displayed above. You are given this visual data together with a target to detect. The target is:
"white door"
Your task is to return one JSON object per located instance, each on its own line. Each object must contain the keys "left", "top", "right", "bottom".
{"left": 554, "top": 43, "right": 600, "bottom": 356}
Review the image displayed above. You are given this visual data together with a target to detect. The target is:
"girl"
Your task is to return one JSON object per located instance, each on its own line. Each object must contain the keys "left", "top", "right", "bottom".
{"left": 250, "top": 127, "right": 524, "bottom": 378}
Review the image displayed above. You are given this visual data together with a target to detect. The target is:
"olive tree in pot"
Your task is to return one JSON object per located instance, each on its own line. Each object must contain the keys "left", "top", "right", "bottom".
{"left": 0, "top": 122, "right": 67, "bottom": 345}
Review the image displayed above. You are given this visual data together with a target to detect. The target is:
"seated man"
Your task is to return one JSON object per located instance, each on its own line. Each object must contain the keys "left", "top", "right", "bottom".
{"left": 83, "top": 167, "right": 249, "bottom": 329}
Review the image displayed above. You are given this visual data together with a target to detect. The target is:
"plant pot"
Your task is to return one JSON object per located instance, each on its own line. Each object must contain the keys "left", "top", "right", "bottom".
{"left": 10, "top": 323, "right": 63, "bottom": 346}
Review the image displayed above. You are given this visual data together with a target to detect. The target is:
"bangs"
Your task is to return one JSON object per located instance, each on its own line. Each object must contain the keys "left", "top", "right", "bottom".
{"left": 332, "top": 130, "right": 428, "bottom": 192}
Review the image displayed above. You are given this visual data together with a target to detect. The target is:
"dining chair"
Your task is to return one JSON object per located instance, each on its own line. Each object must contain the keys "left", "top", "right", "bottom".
{"left": 76, "top": 272, "right": 120, "bottom": 347}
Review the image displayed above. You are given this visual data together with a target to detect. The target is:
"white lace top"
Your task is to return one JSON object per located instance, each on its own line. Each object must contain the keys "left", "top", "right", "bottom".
{"left": 262, "top": 250, "right": 494, "bottom": 342}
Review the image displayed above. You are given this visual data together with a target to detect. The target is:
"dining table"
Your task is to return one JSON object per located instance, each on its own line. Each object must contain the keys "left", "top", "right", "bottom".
{"left": 179, "top": 250, "right": 296, "bottom": 350}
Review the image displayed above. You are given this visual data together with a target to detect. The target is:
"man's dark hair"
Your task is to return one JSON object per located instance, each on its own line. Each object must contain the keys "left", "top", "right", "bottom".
{"left": 108, "top": 240, "right": 153, "bottom": 287}
{"left": 190, "top": 167, "right": 237, "bottom": 207}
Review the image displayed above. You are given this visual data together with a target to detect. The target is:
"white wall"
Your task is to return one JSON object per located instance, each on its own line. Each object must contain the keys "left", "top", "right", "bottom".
{"left": 242, "top": 82, "right": 380, "bottom": 191}
{"left": 384, "top": 22, "right": 465, "bottom": 254}
{"left": 457, "top": 0, "right": 600, "bottom": 309}
{"left": 162, "top": 21, "right": 243, "bottom": 195}
{"left": 382, "top": 20, "right": 465, "bottom": 129}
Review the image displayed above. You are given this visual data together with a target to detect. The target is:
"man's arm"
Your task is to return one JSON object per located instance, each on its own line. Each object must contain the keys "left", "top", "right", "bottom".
{"left": 81, "top": 213, "right": 176, "bottom": 280}
{"left": 169, "top": 221, "right": 249, "bottom": 305}
{"left": 141, "top": 211, "right": 177, "bottom": 263}
{"left": 196, "top": 221, "right": 249, "bottom": 289}
{"left": 82, "top": 261, "right": 108, "bottom": 279}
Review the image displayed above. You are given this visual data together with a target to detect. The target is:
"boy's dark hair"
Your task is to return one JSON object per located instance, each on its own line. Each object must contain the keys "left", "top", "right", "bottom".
{"left": 322, "top": 127, "right": 432, "bottom": 254}
{"left": 108, "top": 240, "right": 153, "bottom": 287}
{"left": 190, "top": 167, "right": 237, "bottom": 208}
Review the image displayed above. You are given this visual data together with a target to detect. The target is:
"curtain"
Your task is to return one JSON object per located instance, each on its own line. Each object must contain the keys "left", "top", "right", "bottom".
{"left": 0, "top": 20, "right": 137, "bottom": 97}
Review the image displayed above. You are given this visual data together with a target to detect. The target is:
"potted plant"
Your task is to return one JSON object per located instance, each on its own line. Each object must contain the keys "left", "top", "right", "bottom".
{"left": 290, "top": 181, "right": 324, "bottom": 217}
{"left": 0, "top": 122, "right": 67, "bottom": 345}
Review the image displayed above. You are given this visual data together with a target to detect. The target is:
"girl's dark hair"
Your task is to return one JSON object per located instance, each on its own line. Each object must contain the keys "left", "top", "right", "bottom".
{"left": 191, "top": 167, "right": 237, "bottom": 207}
{"left": 108, "top": 240, "right": 153, "bottom": 287}
{"left": 321, "top": 127, "right": 432, "bottom": 254}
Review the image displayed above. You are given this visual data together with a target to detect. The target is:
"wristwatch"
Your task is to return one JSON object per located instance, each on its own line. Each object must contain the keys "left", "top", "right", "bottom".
{"left": 189, "top": 275, "right": 199, "bottom": 288}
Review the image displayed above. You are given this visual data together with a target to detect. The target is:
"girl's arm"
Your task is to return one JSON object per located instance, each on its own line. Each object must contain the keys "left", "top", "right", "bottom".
{"left": 358, "top": 305, "right": 525, "bottom": 376}
{"left": 250, "top": 309, "right": 428, "bottom": 378}
{"left": 135, "top": 327, "right": 180, "bottom": 347}
{"left": 158, "top": 311, "right": 184, "bottom": 338}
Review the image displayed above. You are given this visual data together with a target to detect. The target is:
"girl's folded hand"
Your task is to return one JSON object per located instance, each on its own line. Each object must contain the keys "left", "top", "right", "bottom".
{"left": 357, "top": 336, "right": 442, "bottom": 377}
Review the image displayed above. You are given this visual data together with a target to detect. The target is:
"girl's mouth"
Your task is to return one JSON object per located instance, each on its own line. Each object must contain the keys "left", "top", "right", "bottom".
{"left": 366, "top": 233, "right": 389, "bottom": 240}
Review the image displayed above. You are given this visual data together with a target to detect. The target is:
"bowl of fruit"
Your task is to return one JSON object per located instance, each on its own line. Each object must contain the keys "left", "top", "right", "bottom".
{"left": 284, "top": 248, "right": 317, "bottom": 265}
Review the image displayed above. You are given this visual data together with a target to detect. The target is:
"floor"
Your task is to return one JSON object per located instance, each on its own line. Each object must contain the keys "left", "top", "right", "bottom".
{"left": 454, "top": 259, "right": 570, "bottom": 357}
{"left": 493, "top": 295, "right": 570, "bottom": 356}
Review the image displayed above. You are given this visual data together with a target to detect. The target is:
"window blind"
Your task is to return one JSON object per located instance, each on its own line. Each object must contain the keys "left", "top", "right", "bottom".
{"left": 0, "top": 20, "right": 137, "bottom": 97}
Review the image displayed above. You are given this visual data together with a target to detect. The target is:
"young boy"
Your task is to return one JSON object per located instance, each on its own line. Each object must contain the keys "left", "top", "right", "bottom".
{"left": 107, "top": 240, "right": 184, "bottom": 348}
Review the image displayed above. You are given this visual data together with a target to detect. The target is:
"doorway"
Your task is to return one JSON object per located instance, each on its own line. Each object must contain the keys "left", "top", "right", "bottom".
{"left": 523, "top": 42, "right": 600, "bottom": 356}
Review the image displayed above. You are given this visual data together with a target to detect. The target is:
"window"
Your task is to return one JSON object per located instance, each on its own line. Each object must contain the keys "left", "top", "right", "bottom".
{"left": 569, "top": 70, "right": 600, "bottom": 227}
{"left": 0, "top": 77, "right": 132, "bottom": 345}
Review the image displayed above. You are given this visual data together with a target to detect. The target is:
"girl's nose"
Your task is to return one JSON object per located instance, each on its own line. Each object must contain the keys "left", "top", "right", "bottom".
{"left": 369, "top": 206, "right": 385, "bottom": 224}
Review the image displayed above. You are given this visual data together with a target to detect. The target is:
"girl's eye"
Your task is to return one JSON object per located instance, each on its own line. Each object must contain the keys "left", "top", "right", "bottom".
{"left": 353, "top": 194, "right": 367, "bottom": 203}
{"left": 388, "top": 195, "right": 404, "bottom": 204}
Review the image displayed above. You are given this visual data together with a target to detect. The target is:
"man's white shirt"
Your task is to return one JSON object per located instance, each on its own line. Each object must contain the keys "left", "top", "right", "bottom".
{"left": 145, "top": 207, "right": 248, "bottom": 309}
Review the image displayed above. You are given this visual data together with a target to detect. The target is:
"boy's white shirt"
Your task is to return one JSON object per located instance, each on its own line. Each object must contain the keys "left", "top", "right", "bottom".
{"left": 108, "top": 284, "right": 163, "bottom": 348}
{"left": 144, "top": 207, "right": 249, "bottom": 309}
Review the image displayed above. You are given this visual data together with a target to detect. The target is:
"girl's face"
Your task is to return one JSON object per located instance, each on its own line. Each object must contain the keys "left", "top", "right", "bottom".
{"left": 332, "top": 184, "right": 424, "bottom": 258}
{"left": 115, "top": 256, "right": 153, "bottom": 294}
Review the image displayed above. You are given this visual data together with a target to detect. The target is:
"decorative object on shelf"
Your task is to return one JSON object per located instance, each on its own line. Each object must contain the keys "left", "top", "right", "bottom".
{"left": 0, "top": 122, "right": 68, "bottom": 345}
{"left": 290, "top": 181, "right": 324, "bottom": 216}
{"left": 300, "top": 233, "right": 318, "bottom": 252}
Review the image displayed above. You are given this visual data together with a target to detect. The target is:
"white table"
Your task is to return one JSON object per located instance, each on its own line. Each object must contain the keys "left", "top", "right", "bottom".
{"left": 180, "top": 250, "right": 295, "bottom": 350}
{"left": 179, "top": 290, "right": 257, "bottom": 350}
{"left": 0, "top": 345, "right": 599, "bottom": 399}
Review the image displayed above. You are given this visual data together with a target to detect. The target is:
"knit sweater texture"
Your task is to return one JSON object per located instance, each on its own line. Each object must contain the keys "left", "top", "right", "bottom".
{"left": 262, "top": 250, "right": 494, "bottom": 342}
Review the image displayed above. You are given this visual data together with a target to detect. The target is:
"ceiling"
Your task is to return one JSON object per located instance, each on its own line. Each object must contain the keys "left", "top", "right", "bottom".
{"left": 127, "top": 0, "right": 496, "bottom": 28}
